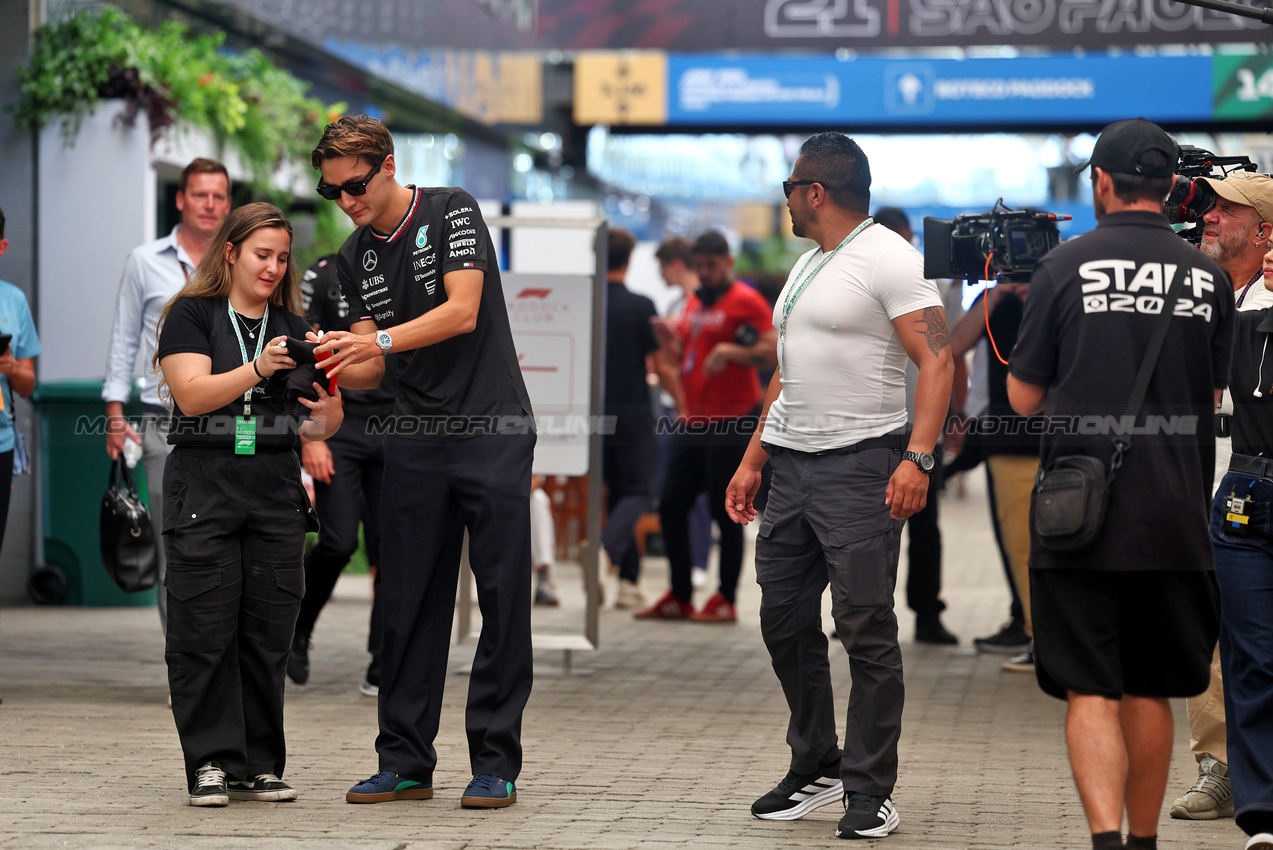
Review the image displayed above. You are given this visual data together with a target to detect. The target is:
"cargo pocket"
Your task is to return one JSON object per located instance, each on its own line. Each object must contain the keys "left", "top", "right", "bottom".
{"left": 827, "top": 514, "right": 899, "bottom": 609}
{"left": 164, "top": 563, "right": 228, "bottom": 653}
{"left": 267, "top": 565, "right": 305, "bottom": 651}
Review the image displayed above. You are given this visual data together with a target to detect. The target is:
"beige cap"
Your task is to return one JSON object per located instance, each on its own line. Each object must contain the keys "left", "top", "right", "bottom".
{"left": 1200, "top": 171, "right": 1273, "bottom": 227}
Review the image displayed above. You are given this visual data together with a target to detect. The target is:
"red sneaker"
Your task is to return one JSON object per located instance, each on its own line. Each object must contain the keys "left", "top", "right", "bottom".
{"left": 633, "top": 590, "right": 693, "bottom": 620}
{"left": 691, "top": 593, "right": 737, "bottom": 623}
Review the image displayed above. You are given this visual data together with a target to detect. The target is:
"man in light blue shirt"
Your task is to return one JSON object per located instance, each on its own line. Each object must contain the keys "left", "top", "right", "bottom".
{"left": 102, "top": 158, "right": 230, "bottom": 635}
{"left": 0, "top": 206, "right": 40, "bottom": 560}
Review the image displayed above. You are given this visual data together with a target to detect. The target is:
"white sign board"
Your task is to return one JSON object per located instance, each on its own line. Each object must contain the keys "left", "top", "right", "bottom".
{"left": 505, "top": 272, "right": 595, "bottom": 476}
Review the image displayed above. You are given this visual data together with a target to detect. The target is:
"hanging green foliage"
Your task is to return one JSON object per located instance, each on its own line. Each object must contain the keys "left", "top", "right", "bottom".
{"left": 13, "top": 5, "right": 352, "bottom": 264}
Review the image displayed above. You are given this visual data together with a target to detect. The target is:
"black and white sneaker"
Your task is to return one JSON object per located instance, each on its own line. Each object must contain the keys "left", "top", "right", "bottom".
{"left": 836, "top": 792, "right": 899, "bottom": 839}
{"left": 751, "top": 767, "right": 843, "bottom": 820}
{"left": 190, "top": 762, "right": 229, "bottom": 807}
{"left": 227, "top": 773, "right": 298, "bottom": 802}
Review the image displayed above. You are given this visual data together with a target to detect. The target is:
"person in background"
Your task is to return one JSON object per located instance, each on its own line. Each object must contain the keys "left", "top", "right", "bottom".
{"left": 530, "top": 475, "right": 559, "bottom": 606}
{"left": 875, "top": 206, "right": 960, "bottom": 646}
{"left": 1205, "top": 241, "right": 1273, "bottom": 850}
{"left": 603, "top": 228, "right": 663, "bottom": 610}
{"left": 654, "top": 237, "right": 711, "bottom": 589}
{"left": 287, "top": 254, "right": 392, "bottom": 697}
{"left": 155, "top": 202, "right": 343, "bottom": 807}
{"left": 103, "top": 158, "right": 231, "bottom": 641}
{"left": 1172, "top": 171, "right": 1273, "bottom": 824}
{"left": 0, "top": 206, "right": 39, "bottom": 560}
{"left": 638, "top": 231, "right": 776, "bottom": 623}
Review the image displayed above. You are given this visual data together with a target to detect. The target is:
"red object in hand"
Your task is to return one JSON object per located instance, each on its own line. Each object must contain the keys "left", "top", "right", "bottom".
{"left": 315, "top": 351, "right": 339, "bottom": 396}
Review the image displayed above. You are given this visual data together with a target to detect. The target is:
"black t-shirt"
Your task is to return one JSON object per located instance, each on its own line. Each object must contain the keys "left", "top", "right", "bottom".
{"left": 982, "top": 292, "right": 1043, "bottom": 456}
{"left": 1010, "top": 210, "right": 1234, "bottom": 572}
{"left": 301, "top": 254, "right": 395, "bottom": 422}
{"left": 1229, "top": 308, "right": 1273, "bottom": 457}
{"left": 337, "top": 186, "right": 533, "bottom": 441}
{"left": 157, "top": 296, "right": 314, "bottom": 448}
{"left": 605, "top": 280, "right": 659, "bottom": 442}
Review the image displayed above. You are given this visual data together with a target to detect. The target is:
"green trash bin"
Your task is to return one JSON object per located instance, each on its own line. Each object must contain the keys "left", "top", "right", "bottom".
{"left": 30, "top": 380, "right": 158, "bottom": 607}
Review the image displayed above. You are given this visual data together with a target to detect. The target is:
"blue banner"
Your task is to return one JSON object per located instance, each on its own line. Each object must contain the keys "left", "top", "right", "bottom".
{"left": 667, "top": 54, "right": 1213, "bottom": 126}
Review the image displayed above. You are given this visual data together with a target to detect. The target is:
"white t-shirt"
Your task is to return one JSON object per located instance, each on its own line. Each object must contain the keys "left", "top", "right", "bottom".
{"left": 763, "top": 225, "right": 943, "bottom": 452}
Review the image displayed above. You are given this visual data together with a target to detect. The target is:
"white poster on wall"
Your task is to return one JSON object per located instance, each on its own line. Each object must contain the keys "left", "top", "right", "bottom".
{"left": 504, "top": 272, "right": 595, "bottom": 476}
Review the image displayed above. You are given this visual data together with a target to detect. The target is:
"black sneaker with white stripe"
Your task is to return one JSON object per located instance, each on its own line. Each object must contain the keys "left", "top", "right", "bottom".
{"left": 227, "top": 773, "right": 298, "bottom": 802}
{"left": 836, "top": 792, "right": 900, "bottom": 839}
{"left": 751, "top": 766, "right": 843, "bottom": 820}
{"left": 189, "top": 762, "right": 228, "bottom": 807}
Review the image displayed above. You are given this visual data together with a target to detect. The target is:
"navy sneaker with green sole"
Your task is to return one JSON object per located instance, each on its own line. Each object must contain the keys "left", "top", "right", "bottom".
{"left": 346, "top": 770, "right": 433, "bottom": 803}
{"left": 461, "top": 774, "right": 517, "bottom": 808}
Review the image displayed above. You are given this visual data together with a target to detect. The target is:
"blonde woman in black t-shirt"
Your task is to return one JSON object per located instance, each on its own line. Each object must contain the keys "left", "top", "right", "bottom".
{"left": 153, "top": 203, "right": 343, "bottom": 808}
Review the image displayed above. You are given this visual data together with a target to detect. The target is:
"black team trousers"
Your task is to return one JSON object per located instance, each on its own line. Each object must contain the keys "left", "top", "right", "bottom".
{"left": 376, "top": 430, "right": 535, "bottom": 783}
{"left": 162, "top": 447, "right": 310, "bottom": 792}
{"left": 295, "top": 417, "right": 384, "bottom": 663}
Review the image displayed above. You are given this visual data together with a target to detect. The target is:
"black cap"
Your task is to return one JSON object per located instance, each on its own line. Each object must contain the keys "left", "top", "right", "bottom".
{"left": 1075, "top": 118, "right": 1179, "bottom": 178}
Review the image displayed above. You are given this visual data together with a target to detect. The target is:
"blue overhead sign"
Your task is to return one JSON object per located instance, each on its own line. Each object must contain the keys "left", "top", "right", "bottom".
{"left": 666, "top": 54, "right": 1214, "bottom": 126}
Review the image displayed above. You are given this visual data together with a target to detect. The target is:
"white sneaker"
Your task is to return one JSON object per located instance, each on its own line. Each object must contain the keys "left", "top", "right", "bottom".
{"left": 691, "top": 566, "right": 709, "bottom": 589}
{"left": 615, "top": 579, "right": 645, "bottom": 609}
{"left": 1246, "top": 835, "right": 1273, "bottom": 850}
{"left": 359, "top": 679, "right": 379, "bottom": 697}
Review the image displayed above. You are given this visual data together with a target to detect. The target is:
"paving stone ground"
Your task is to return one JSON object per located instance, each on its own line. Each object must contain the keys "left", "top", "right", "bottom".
{"left": 0, "top": 474, "right": 1249, "bottom": 849}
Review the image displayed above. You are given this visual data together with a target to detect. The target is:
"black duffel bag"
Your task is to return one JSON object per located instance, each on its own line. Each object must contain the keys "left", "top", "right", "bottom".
{"left": 99, "top": 455, "right": 158, "bottom": 593}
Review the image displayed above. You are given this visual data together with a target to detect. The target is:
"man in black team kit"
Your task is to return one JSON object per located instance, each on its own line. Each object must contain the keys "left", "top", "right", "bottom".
{"left": 288, "top": 254, "right": 393, "bottom": 697}
{"left": 312, "top": 115, "right": 535, "bottom": 809}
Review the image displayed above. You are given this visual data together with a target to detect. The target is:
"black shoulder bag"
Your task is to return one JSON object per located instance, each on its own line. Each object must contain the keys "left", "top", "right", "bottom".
{"left": 1034, "top": 243, "right": 1193, "bottom": 553}
{"left": 99, "top": 455, "right": 159, "bottom": 592}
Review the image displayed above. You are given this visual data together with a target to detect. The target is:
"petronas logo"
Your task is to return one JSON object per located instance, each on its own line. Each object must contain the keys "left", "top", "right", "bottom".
{"left": 415, "top": 226, "right": 429, "bottom": 248}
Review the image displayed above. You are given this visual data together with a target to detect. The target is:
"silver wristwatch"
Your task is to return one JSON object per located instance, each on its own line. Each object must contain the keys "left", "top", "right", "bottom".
{"left": 375, "top": 329, "right": 392, "bottom": 356}
{"left": 902, "top": 450, "right": 936, "bottom": 474}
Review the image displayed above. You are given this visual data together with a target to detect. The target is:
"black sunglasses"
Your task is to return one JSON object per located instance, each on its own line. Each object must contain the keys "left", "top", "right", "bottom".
{"left": 316, "top": 157, "right": 385, "bottom": 200}
{"left": 782, "top": 179, "right": 818, "bottom": 199}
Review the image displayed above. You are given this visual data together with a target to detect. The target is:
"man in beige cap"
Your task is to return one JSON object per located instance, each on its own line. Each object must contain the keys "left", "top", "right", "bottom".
{"left": 1173, "top": 170, "right": 1273, "bottom": 823}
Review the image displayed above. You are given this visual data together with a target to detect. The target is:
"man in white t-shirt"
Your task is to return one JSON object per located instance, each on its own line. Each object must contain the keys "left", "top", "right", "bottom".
{"left": 726, "top": 133, "right": 954, "bottom": 840}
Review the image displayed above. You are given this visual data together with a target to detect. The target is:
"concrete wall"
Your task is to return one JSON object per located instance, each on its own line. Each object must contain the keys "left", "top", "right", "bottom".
{"left": 0, "top": 1, "right": 39, "bottom": 602}
{"left": 38, "top": 101, "right": 155, "bottom": 383}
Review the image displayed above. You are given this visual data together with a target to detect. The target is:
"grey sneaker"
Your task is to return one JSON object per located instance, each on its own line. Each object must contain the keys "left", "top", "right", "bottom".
{"left": 615, "top": 579, "right": 645, "bottom": 610}
{"left": 1170, "top": 755, "right": 1234, "bottom": 819}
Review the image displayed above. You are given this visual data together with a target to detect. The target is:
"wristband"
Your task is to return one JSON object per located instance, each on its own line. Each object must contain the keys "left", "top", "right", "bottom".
{"left": 253, "top": 359, "right": 265, "bottom": 379}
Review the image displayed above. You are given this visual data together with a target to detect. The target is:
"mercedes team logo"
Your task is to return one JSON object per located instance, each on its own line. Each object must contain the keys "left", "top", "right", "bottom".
{"left": 362, "top": 250, "right": 378, "bottom": 272}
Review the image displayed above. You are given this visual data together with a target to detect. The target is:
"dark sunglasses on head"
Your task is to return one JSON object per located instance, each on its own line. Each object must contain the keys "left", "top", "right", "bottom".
{"left": 316, "top": 157, "right": 385, "bottom": 200}
{"left": 782, "top": 179, "right": 819, "bottom": 199}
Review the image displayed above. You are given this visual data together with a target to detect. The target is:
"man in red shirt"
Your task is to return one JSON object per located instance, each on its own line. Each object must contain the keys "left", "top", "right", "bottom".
{"left": 637, "top": 231, "right": 777, "bottom": 622}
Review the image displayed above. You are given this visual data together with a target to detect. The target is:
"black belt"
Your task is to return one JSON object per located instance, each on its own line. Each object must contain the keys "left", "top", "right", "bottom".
{"left": 763, "top": 430, "right": 909, "bottom": 458}
{"left": 1229, "top": 453, "right": 1273, "bottom": 478}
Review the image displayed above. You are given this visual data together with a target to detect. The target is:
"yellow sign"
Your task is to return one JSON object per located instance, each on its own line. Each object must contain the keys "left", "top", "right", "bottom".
{"left": 446, "top": 51, "right": 543, "bottom": 126}
{"left": 574, "top": 52, "right": 667, "bottom": 126}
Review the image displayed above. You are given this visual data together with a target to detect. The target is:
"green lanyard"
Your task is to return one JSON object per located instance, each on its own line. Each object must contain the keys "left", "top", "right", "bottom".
{"left": 226, "top": 299, "right": 269, "bottom": 417}
{"left": 779, "top": 217, "right": 874, "bottom": 355}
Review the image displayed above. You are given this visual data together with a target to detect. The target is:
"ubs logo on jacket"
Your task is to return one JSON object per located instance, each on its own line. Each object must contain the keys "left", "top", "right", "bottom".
{"left": 1079, "top": 260, "right": 1217, "bottom": 321}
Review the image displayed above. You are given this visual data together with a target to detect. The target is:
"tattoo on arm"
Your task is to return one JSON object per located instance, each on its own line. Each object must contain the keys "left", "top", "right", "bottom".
{"left": 916, "top": 306, "right": 950, "bottom": 358}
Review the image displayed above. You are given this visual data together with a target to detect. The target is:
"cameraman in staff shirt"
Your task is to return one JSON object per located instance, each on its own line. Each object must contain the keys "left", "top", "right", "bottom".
{"left": 1008, "top": 119, "right": 1233, "bottom": 850}
{"left": 1173, "top": 171, "right": 1273, "bottom": 824}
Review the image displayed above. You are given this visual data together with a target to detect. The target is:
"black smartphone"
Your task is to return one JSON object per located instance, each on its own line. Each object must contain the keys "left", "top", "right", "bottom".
{"left": 0, "top": 334, "right": 12, "bottom": 356}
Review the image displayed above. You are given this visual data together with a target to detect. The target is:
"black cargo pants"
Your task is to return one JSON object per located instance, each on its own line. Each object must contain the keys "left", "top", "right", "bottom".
{"left": 163, "top": 446, "right": 315, "bottom": 792}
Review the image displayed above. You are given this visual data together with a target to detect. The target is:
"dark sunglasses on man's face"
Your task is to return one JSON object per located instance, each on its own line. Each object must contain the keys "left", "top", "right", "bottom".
{"left": 316, "top": 157, "right": 384, "bottom": 200}
{"left": 782, "top": 179, "right": 818, "bottom": 199}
